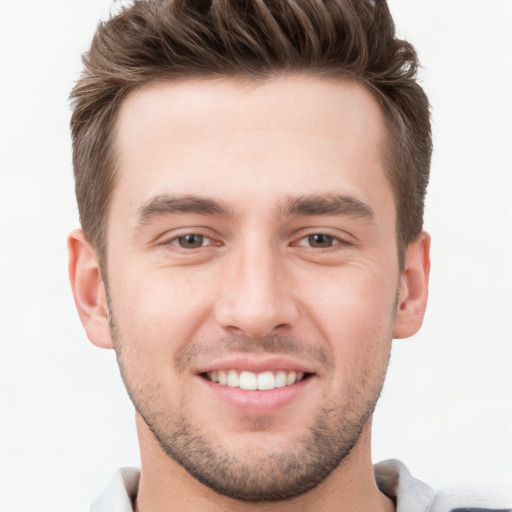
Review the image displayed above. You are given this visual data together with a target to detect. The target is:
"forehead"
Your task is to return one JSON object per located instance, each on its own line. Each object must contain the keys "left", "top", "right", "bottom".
{"left": 112, "top": 76, "right": 391, "bottom": 220}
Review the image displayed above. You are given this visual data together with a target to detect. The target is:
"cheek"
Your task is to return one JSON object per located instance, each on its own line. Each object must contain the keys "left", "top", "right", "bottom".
{"left": 299, "top": 263, "right": 397, "bottom": 366}
{"left": 108, "top": 263, "right": 217, "bottom": 365}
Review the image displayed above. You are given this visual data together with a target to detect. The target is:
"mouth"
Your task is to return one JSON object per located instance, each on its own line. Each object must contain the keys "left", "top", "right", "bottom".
{"left": 196, "top": 357, "right": 317, "bottom": 414}
{"left": 202, "top": 370, "right": 312, "bottom": 391}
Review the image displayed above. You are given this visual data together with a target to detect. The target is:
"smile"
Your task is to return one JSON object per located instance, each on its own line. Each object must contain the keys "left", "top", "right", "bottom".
{"left": 204, "top": 370, "right": 308, "bottom": 390}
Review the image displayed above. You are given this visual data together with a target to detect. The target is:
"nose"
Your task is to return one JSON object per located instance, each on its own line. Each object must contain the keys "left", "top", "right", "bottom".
{"left": 214, "top": 242, "right": 299, "bottom": 338}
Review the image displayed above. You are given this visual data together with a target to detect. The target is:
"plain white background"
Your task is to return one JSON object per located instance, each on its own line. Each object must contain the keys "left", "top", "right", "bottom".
{"left": 0, "top": 1, "right": 511, "bottom": 510}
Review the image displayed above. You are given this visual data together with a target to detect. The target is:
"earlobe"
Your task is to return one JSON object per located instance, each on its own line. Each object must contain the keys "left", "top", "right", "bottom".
{"left": 393, "top": 231, "right": 431, "bottom": 339}
{"left": 68, "top": 229, "right": 114, "bottom": 349}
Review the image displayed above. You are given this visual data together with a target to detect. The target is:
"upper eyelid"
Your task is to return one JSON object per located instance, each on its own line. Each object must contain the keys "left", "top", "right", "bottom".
{"left": 165, "top": 234, "right": 216, "bottom": 247}
{"left": 292, "top": 228, "right": 354, "bottom": 243}
{"left": 156, "top": 227, "right": 218, "bottom": 242}
{"left": 294, "top": 234, "right": 348, "bottom": 247}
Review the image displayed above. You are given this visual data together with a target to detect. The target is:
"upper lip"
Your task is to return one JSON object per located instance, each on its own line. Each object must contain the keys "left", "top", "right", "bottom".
{"left": 195, "top": 356, "right": 318, "bottom": 375}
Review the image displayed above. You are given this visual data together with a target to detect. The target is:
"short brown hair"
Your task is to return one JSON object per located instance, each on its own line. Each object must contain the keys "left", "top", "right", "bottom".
{"left": 70, "top": 0, "right": 431, "bottom": 269}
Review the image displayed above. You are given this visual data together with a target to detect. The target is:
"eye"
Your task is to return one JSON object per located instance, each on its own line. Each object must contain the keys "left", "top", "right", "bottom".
{"left": 295, "top": 233, "right": 342, "bottom": 248}
{"left": 171, "top": 234, "right": 211, "bottom": 249}
{"left": 305, "top": 234, "right": 336, "bottom": 248}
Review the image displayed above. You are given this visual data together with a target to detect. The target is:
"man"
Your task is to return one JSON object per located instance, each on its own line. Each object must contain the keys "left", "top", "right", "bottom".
{"left": 67, "top": 1, "right": 509, "bottom": 511}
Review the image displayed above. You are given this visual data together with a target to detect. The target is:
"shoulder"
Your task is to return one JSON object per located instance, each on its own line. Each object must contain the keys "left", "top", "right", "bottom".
{"left": 374, "top": 459, "right": 511, "bottom": 512}
{"left": 429, "top": 486, "right": 512, "bottom": 512}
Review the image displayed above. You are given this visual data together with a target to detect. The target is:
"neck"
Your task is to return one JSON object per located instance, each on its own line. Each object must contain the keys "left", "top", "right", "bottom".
{"left": 134, "top": 414, "right": 395, "bottom": 512}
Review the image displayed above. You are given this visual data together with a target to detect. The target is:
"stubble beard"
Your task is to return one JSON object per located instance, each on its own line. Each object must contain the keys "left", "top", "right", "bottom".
{"left": 139, "top": 387, "right": 382, "bottom": 502}
{"left": 110, "top": 315, "right": 391, "bottom": 502}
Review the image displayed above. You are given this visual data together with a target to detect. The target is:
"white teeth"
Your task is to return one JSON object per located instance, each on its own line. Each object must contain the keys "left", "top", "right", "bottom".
{"left": 207, "top": 370, "right": 307, "bottom": 390}
{"left": 227, "top": 370, "right": 239, "bottom": 387}
{"left": 275, "top": 371, "right": 287, "bottom": 388}
{"left": 239, "top": 371, "right": 258, "bottom": 390}
{"left": 286, "top": 371, "right": 297, "bottom": 386}
{"left": 257, "top": 371, "right": 275, "bottom": 391}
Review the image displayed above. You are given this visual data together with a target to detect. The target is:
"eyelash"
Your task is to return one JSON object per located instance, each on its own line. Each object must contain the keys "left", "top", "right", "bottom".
{"left": 164, "top": 233, "right": 218, "bottom": 250}
{"left": 293, "top": 233, "right": 348, "bottom": 249}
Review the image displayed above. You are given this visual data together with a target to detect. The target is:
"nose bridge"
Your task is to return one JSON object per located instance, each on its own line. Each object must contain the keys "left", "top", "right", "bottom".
{"left": 215, "top": 235, "right": 297, "bottom": 337}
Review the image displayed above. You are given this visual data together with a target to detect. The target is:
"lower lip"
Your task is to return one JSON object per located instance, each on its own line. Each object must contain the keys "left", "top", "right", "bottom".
{"left": 199, "top": 376, "right": 313, "bottom": 415}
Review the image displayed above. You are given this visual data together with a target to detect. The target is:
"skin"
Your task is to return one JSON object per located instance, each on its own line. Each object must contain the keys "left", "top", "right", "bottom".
{"left": 69, "top": 76, "right": 430, "bottom": 512}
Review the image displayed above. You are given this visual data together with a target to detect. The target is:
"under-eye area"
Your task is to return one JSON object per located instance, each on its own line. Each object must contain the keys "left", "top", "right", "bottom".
{"left": 202, "top": 370, "right": 313, "bottom": 391}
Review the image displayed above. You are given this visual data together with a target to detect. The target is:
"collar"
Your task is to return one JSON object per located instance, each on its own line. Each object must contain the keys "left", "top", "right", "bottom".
{"left": 91, "top": 459, "right": 435, "bottom": 512}
{"left": 91, "top": 466, "right": 139, "bottom": 512}
{"left": 375, "top": 459, "right": 435, "bottom": 512}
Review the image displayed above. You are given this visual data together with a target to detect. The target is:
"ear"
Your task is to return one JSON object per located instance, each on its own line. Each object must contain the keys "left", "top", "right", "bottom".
{"left": 393, "top": 231, "right": 431, "bottom": 339}
{"left": 68, "top": 229, "right": 113, "bottom": 349}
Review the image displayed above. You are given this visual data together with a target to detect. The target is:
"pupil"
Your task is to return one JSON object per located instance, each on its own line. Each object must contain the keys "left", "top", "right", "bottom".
{"left": 309, "top": 234, "right": 333, "bottom": 247}
{"left": 179, "top": 234, "right": 203, "bottom": 248}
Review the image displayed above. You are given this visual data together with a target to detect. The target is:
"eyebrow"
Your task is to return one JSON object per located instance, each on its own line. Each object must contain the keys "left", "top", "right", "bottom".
{"left": 281, "top": 194, "right": 375, "bottom": 220}
{"left": 137, "top": 194, "right": 234, "bottom": 224}
{"left": 137, "top": 192, "right": 375, "bottom": 225}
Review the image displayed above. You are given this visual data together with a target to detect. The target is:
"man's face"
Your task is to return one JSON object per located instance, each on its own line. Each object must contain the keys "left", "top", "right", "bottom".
{"left": 104, "top": 76, "right": 403, "bottom": 500}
